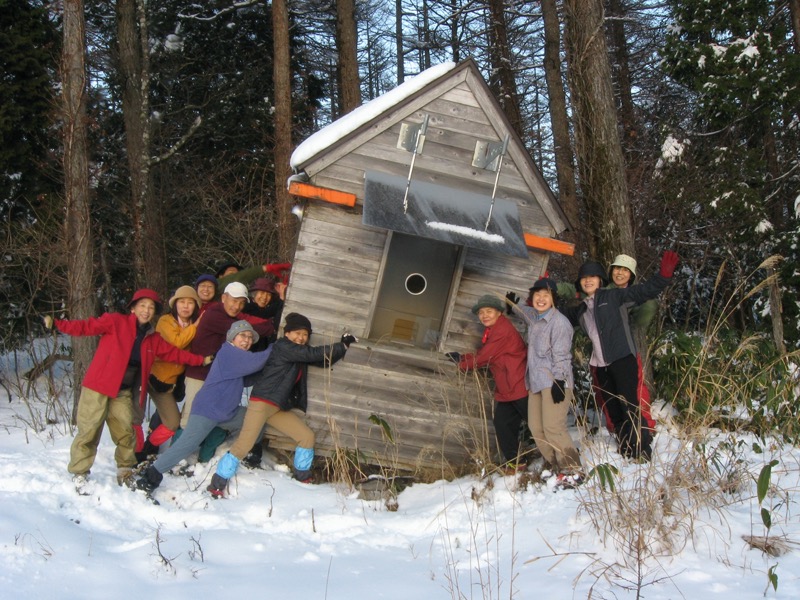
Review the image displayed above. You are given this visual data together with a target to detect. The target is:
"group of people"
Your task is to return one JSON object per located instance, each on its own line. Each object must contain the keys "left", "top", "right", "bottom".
{"left": 45, "top": 260, "right": 357, "bottom": 498}
{"left": 450, "top": 250, "right": 678, "bottom": 486}
{"left": 47, "top": 249, "right": 677, "bottom": 498}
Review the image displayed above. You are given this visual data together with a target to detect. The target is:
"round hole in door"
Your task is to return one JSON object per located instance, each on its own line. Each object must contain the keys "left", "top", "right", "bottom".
{"left": 405, "top": 273, "right": 427, "bottom": 295}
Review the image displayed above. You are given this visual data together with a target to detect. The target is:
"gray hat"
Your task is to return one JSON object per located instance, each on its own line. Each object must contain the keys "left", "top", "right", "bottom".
{"left": 471, "top": 294, "right": 505, "bottom": 314}
{"left": 227, "top": 320, "right": 260, "bottom": 344}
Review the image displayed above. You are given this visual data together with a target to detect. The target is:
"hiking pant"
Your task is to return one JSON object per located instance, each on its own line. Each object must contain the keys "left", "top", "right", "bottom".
{"left": 179, "top": 376, "right": 204, "bottom": 429}
{"left": 147, "top": 382, "right": 182, "bottom": 433}
{"left": 493, "top": 396, "right": 528, "bottom": 464}
{"left": 68, "top": 386, "right": 136, "bottom": 475}
{"left": 590, "top": 353, "right": 655, "bottom": 433}
{"left": 527, "top": 387, "right": 581, "bottom": 472}
{"left": 230, "top": 400, "right": 314, "bottom": 461}
{"left": 594, "top": 354, "right": 652, "bottom": 460}
{"left": 153, "top": 410, "right": 246, "bottom": 474}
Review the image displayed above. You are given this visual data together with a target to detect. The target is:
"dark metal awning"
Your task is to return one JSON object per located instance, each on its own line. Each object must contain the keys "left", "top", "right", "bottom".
{"left": 363, "top": 170, "right": 528, "bottom": 257}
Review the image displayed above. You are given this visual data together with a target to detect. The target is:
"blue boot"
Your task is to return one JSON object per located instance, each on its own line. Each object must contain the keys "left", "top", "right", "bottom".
{"left": 293, "top": 446, "right": 315, "bottom": 482}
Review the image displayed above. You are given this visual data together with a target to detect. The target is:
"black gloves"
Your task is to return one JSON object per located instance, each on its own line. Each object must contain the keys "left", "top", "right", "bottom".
{"left": 551, "top": 380, "right": 566, "bottom": 404}
{"left": 341, "top": 333, "right": 358, "bottom": 348}
{"left": 505, "top": 291, "right": 519, "bottom": 315}
{"left": 445, "top": 351, "right": 461, "bottom": 364}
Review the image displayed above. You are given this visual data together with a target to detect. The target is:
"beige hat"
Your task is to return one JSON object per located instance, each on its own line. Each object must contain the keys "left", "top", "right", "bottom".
{"left": 168, "top": 285, "right": 201, "bottom": 309}
{"left": 610, "top": 254, "right": 637, "bottom": 277}
{"left": 223, "top": 282, "right": 249, "bottom": 299}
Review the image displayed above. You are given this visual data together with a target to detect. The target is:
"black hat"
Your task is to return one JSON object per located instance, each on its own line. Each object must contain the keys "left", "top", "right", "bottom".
{"left": 575, "top": 261, "right": 609, "bottom": 293}
{"left": 215, "top": 261, "right": 243, "bottom": 279}
{"left": 528, "top": 278, "right": 558, "bottom": 294}
{"left": 283, "top": 312, "right": 312, "bottom": 334}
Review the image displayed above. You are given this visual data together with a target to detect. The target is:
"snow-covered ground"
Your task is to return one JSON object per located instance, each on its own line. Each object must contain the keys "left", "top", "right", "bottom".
{"left": 1, "top": 341, "right": 799, "bottom": 599}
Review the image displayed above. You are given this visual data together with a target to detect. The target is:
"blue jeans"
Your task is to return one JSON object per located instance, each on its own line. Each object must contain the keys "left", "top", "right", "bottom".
{"left": 152, "top": 409, "right": 246, "bottom": 474}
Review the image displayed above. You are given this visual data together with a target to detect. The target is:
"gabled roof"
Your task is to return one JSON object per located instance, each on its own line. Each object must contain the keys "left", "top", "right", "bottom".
{"left": 289, "top": 59, "right": 569, "bottom": 234}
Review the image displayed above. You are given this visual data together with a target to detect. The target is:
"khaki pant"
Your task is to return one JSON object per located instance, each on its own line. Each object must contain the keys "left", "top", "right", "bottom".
{"left": 230, "top": 401, "right": 314, "bottom": 460}
{"left": 528, "top": 388, "right": 581, "bottom": 472}
{"left": 148, "top": 385, "right": 182, "bottom": 432}
{"left": 179, "top": 376, "right": 205, "bottom": 429}
{"left": 68, "top": 386, "right": 136, "bottom": 475}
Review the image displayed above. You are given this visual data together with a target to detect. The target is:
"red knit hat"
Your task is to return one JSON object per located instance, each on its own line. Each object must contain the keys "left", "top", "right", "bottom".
{"left": 127, "top": 288, "right": 163, "bottom": 313}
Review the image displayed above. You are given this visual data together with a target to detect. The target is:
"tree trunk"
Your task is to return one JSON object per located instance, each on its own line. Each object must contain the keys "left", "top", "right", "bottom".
{"left": 540, "top": 0, "right": 582, "bottom": 267}
{"left": 396, "top": 0, "right": 404, "bottom": 84}
{"left": 61, "top": 0, "right": 96, "bottom": 421}
{"left": 486, "top": 0, "right": 524, "bottom": 138}
{"left": 336, "top": 0, "right": 361, "bottom": 114}
{"left": 605, "top": 0, "right": 638, "bottom": 148}
{"left": 768, "top": 264, "right": 786, "bottom": 356}
{"left": 563, "top": 0, "right": 634, "bottom": 263}
{"left": 790, "top": 0, "right": 800, "bottom": 54}
{"left": 273, "top": 0, "right": 296, "bottom": 261}
{"left": 117, "top": 0, "right": 166, "bottom": 295}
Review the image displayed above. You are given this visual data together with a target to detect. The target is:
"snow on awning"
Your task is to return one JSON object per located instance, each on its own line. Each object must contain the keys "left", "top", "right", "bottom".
{"left": 363, "top": 170, "right": 528, "bottom": 258}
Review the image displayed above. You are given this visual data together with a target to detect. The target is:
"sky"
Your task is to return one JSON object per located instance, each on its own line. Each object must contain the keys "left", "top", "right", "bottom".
{"left": 1, "top": 340, "right": 799, "bottom": 599}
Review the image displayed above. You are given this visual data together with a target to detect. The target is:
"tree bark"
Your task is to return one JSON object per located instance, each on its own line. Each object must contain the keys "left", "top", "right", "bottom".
{"left": 563, "top": 0, "right": 634, "bottom": 263}
{"left": 396, "top": 0, "right": 404, "bottom": 83}
{"left": 61, "top": 0, "right": 96, "bottom": 420}
{"left": 117, "top": 0, "right": 166, "bottom": 295}
{"left": 790, "top": 0, "right": 800, "bottom": 54}
{"left": 486, "top": 0, "right": 524, "bottom": 138}
{"left": 336, "top": 0, "right": 361, "bottom": 114}
{"left": 273, "top": 0, "right": 296, "bottom": 260}
{"left": 540, "top": 0, "right": 582, "bottom": 266}
{"left": 605, "top": 0, "right": 638, "bottom": 148}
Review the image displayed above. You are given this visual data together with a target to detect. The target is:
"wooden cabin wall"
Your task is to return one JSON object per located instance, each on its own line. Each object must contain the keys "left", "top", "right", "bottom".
{"left": 274, "top": 200, "right": 549, "bottom": 472}
{"left": 278, "top": 72, "right": 562, "bottom": 472}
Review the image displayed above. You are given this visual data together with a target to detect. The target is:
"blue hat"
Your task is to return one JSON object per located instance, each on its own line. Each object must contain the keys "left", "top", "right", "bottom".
{"left": 194, "top": 274, "right": 218, "bottom": 289}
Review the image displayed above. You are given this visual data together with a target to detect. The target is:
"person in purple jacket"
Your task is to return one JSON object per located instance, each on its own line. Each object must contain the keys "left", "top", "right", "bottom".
{"left": 134, "top": 320, "right": 272, "bottom": 494}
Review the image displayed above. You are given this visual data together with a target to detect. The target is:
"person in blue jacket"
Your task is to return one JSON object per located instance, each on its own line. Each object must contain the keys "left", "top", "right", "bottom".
{"left": 134, "top": 320, "right": 272, "bottom": 494}
{"left": 207, "top": 313, "right": 355, "bottom": 496}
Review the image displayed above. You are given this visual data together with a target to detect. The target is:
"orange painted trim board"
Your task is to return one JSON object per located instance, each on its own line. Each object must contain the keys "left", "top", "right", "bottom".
{"left": 524, "top": 233, "right": 575, "bottom": 256}
{"left": 288, "top": 181, "right": 357, "bottom": 207}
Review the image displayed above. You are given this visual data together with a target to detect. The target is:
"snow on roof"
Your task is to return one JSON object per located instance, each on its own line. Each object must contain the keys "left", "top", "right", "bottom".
{"left": 290, "top": 62, "right": 457, "bottom": 170}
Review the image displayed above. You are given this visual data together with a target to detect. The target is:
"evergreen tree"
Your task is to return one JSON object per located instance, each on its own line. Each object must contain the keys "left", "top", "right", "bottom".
{"left": 0, "top": 0, "right": 58, "bottom": 222}
{"left": 660, "top": 0, "right": 800, "bottom": 342}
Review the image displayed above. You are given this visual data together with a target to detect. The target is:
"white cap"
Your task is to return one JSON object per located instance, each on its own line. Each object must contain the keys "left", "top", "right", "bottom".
{"left": 223, "top": 282, "right": 249, "bottom": 299}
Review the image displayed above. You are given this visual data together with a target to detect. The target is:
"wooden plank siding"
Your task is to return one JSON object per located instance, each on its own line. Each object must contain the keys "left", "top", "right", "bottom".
{"left": 280, "top": 61, "right": 566, "bottom": 471}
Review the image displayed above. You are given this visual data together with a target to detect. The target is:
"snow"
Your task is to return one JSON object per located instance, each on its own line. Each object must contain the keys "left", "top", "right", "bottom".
{"left": 756, "top": 220, "right": 773, "bottom": 234}
{"left": 2, "top": 341, "right": 800, "bottom": 599}
{"left": 426, "top": 221, "right": 504, "bottom": 244}
{"left": 290, "top": 62, "right": 457, "bottom": 170}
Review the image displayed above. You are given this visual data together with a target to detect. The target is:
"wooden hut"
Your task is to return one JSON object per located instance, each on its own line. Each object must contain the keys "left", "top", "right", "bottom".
{"left": 271, "top": 59, "right": 573, "bottom": 474}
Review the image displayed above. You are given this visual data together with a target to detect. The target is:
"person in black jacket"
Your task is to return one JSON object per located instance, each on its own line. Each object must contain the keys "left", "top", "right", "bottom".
{"left": 561, "top": 251, "right": 679, "bottom": 461}
{"left": 207, "top": 313, "right": 357, "bottom": 496}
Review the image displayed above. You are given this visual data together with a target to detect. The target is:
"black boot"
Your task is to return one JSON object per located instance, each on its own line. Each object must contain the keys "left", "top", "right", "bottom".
{"left": 242, "top": 440, "right": 264, "bottom": 469}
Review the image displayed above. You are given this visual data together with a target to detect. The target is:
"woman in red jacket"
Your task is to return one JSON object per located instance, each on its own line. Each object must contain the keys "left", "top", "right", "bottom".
{"left": 44, "top": 289, "right": 210, "bottom": 493}
{"left": 446, "top": 294, "right": 528, "bottom": 473}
